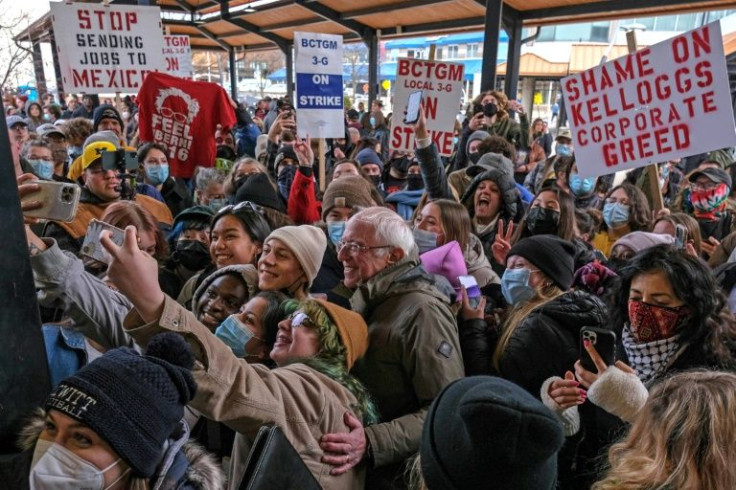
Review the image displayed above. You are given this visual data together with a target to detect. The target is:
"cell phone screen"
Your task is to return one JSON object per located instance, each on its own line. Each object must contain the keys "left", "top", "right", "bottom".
{"left": 404, "top": 90, "right": 423, "bottom": 124}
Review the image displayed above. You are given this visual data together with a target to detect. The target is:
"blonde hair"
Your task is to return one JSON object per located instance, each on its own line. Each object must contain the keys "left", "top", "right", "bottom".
{"left": 593, "top": 370, "right": 736, "bottom": 490}
{"left": 406, "top": 454, "right": 427, "bottom": 490}
{"left": 492, "top": 282, "right": 564, "bottom": 371}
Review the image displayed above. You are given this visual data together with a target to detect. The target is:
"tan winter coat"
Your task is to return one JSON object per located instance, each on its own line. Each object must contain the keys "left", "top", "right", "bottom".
{"left": 123, "top": 296, "right": 365, "bottom": 490}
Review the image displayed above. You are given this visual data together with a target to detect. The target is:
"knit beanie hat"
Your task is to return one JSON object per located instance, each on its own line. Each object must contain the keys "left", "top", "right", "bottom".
{"left": 192, "top": 264, "right": 259, "bottom": 318}
{"left": 235, "top": 172, "right": 286, "bottom": 212}
{"left": 92, "top": 104, "right": 124, "bottom": 132}
{"left": 173, "top": 205, "right": 214, "bottom": 229}
{"left": 266, "top": 225, "right": 327, "bottom": 287}
{"left": 355, "top": 148, "right": 384, "bottom": 173}
{"left": 274, "top": 145, "right": 299, "bottom": 174}
{"left": 612, "top": 231, "right": 675, "bottom": 255}
{"left": 44, "top": 333, "right": 196, "bottom": 478}
{"left": 467, "top": 152, "right": 515, "bottom": 179}
{"left": 314, "top": 298, "right": 369, "bottom": 369}
{"left": 461, "top": 168, "right": 518, "bottom": 218}
{"left": 466, "top": 130, "right": 489, "bottom": 155}
{"left": 421, "top": 376, "right": 564, "bottom": 490}
{"left": 507, "top": 235, "right": 575, "bottom": 290}
{"left": 321, "top": 176, "right": 374, "bottom": 221}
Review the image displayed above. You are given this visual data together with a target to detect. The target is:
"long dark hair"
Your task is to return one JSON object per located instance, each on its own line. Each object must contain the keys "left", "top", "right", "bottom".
{"left": 611, "top": 245, "right": 736, "bottom": 368}
{"left": 601, "top": 183, "right": 652, "bottom": 232}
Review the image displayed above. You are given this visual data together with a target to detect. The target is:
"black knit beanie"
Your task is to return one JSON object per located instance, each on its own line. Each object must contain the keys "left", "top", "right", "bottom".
{"left": 235, "top": 172, "right": 286, "bottom": 212}
{"left": 92, "top": 104, "right": 123, "bottom": 132}
{"left": 507, "top": 235, "right": 575, "bottom": 290}
{"left": 421, "top": 376, "right": 564, "bottom": 490}
{"left": 44, "top": 333, "right": 196, "bottom": 478}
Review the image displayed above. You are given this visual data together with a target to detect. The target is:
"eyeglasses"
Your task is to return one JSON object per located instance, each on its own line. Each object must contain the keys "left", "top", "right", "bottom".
{"left": 690, "top": 182, "right": 718, "bottom": 192}
{"left": 337, "top": 240, "right": 392, "bottom": 255}
{"left": 605, "top": 197, "right": 630, "bottom": 206}
{"left": 215, "top": 201, "right": 265, "bottom": 217}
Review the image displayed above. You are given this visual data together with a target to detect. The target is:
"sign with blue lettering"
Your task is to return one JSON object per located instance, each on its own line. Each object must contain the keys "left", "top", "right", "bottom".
{"left": 294, "top": 32, "right": 344, "bottom": 139}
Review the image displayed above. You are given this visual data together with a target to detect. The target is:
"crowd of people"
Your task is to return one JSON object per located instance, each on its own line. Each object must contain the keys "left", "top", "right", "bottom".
{"left": 4, "top": 82, "right": 736, "bottom": 490}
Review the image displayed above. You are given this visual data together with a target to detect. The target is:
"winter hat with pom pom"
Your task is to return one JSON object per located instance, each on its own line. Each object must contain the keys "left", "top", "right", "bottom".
{"left": 44, "top": 333, "right": 197, "bottom": 478}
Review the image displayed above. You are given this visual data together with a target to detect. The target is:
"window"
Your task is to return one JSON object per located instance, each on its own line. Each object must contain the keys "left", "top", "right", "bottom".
{"left": 436, "top": 47, "right": 444, "bottom": 59}
{"left": 467, "top": 44, "right": 479, "bottom": 57}
{"left": 407, "top": 49, "right": 415, "bottom": 58}
{"left": 447, "top": 45, "right": 459, "bottom": 58}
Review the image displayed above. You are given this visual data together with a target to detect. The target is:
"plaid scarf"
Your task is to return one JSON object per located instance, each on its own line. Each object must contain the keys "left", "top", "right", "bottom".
{"left": 622, "top": 326, "right": 681, "bottom": 384}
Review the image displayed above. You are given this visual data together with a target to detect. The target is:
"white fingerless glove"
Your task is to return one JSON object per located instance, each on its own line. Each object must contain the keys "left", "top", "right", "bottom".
{"left": 587, "top": 367, "right": 648, "bottom": 423}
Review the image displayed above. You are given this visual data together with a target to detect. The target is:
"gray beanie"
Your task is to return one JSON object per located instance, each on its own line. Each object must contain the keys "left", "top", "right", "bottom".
{"left": 466, "top": 152, "right": 515, "bottom": 180}
{"left": 466, "top": 130, "right": 490, "bottom": 155}
{"left": 266, "top": 225, "right": 327, "bottom": 287}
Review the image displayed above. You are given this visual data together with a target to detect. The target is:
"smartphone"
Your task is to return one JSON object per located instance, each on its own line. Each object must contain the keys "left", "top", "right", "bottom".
{"left": 81, "top": 220, "right": 125, "bottom": 265}
{"left": 404, "top": 90, "right": 423, "bottom": 124}
{"left": 458, "top": 275, "right": 481, "bottom": 308}
{"left": 579, "top": 327, "right": 617, "bottom": 372}
{"left": 675, "top": 224, "right": 687, "bottom": 249}
{"left": 21, "top": 180, "right": 80, "bottom": 222}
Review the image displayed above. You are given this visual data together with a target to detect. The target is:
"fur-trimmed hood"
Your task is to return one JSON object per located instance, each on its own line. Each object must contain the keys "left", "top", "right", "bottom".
{"left": 19, "top": 409, "right": 225, "bottom": 490}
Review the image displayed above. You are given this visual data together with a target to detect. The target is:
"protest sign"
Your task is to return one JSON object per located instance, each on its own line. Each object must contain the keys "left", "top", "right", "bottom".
{"left": 163, "top": 35, "right": 193, "bottom": 79}
{"left": 50, "top": 2, "right": 166, "bottom": 94}
{"left": 137, "top": 72, "right": 236, "bottom": 178}
{"left": 562, "top": 21, "right": 736, "bottom": 178}
{"left": 294, "top": 32, "right": 344, "bottom": 139}
{"left": 390, "top": 58, "right": 465, "bottom": 156}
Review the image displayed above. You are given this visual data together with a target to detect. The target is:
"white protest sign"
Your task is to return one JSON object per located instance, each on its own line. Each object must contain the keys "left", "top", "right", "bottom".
{"left": 50, "top": 2, "right": 166, "bottom": 94}
{"left": 562, "top": 21, "right": 736, "bottom": 178}
{"left": 294, "top": 32, "right": 344, "bottom": 139}
{"left": 163, "top": 35, "right": 193, "bottom": 79}
{"left": 390, "top": 58, "right": 465, "bottom": 156}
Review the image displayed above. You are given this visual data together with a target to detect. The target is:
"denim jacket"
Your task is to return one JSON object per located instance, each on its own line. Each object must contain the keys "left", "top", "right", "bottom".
{"left": 41, "top": 325, "right": 87, "bottom": 388}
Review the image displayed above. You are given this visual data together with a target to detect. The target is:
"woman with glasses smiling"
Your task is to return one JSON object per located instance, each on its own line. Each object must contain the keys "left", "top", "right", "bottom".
{"left": 592, "top": 183, "right": 652, "bottom": 257}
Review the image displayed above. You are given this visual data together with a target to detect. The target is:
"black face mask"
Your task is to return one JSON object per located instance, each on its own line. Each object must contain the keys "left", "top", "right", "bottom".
{"left": 469, "top": 152, "right": 481, "bottom": 164}
{"left": 277, "top": 165, "right": 297, "bottom": 201}
{"left": 407, "top": 174, "right": 424, "bottom": 190}
{"left": 174, "top": 240, "right": 211, "bottom": 271}
{"left": 234, "top": 173, "right": 253, "bottom": 192}
{"left": 526, "top": 207, "right": 560, "bottom": 236}
{"left": 369, "top": 175, "right": 382, "bottom": 188}
{"left": 216, "top": 144, "right": 237, "bottom": 161}
{"left": 483, "top": 102, "right": 498, "bottom": 117}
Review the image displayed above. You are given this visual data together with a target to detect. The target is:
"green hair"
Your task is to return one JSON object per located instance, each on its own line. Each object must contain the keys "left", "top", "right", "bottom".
{"left": 282, "top": 299, "right": 380, "bottom": 425}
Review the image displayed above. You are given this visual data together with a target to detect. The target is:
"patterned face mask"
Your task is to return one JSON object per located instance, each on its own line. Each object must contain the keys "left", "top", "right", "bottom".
{"left": 628, "top": 300, "right": 689, "bottom": 343}
{"left": 689, "top": 182, "right": 729, "bottom": 219}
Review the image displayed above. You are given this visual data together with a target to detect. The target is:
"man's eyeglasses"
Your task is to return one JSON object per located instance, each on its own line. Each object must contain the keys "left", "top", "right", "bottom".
{"left": 216, "top": 200, "right": 265, "bottom": 217}
{"left": 690, "top": 182, "right": 719, "bottom": 192}
{"left": 337, "top": 240, "right": 391, "bottom": 254}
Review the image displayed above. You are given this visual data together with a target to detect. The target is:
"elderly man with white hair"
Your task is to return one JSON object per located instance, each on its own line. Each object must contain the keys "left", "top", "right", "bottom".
{"left": 320, "top": 207, "right": 464, "bottom": 489}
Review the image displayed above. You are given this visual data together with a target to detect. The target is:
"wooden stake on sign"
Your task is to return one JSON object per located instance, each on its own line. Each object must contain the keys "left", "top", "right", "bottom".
{"left": 319, "top": 138, "right": 326, "bottom": 193}
{"left": 428, "top": 44, "right": 436, "bottom": 62}
{"left": 626, "top": 30, "right": 664, "bottom": 212}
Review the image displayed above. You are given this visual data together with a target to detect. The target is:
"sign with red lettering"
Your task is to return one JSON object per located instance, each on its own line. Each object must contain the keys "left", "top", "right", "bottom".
{"left": 562, "top": 22, "right": 736, "bottom": 178}
{"left": 163, "top": 35, "right": 193, "bottom": 79}
{"left": 50, "top": 2, "right": 166, "bottom": 94}
{"left": 390, "top": 58, "right": 465, "bottom": 156}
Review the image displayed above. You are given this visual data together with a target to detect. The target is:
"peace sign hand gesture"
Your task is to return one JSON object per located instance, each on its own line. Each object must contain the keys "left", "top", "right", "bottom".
{"left": 491, "top": 219, "right": 514, "bottom": 265}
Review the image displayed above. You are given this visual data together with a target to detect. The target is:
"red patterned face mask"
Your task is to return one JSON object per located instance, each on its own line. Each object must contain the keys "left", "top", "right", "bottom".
{"left": 627, "top": 300, "right": 689, "bottom": 343}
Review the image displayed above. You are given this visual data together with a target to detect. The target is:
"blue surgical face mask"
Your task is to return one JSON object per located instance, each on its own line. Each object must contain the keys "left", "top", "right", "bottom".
{"left": 28, "top": 159, "right": 55, "bottom": 180}
{"left": 555, "top": 144, "right": 572, "bottom": 157}
{"left": 215, "top": 314, "right": 258, "bottom": 358}
{"left": 603, "top": 202, "right": 630, "bottom": 228}
{"left": 413, "top": 227, "right": 438, "bottom": 254}
{"left": 501, "top": 267, "right": 537, "bottom": 305}
{"left": 452, "top": 136, "right": 459, "bottom": 146}
{"left": 145, "top": 164, "right": 169, "bottom": 186}
{"left": 327, "top": 221, "right": 346, "bottom": 245}
{"left": 569, "top": 174, "right": 596, "bottom": 196}
{"left": 369, "top": 116, "right": 376, "bottom": 128}
{"left": 209, "top": 198, "right": 227, "bottom": 213}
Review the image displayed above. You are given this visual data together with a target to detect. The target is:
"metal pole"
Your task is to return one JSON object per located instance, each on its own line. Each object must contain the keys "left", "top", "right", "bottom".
{"left": 504, "top": 15, "right": 522, "bottom": 100}
{"left": 480, "top": 0, "right": 502, "bottom": 92}
{"left": 366, "top": 32, "right": 378, "bottom": 106}
{"left": 229, "top": 47, "right": 238, "bottom": 101}
{"left": 285, "top": 45, "right": 294, "bottom": 100}
{"left": 32, "top": 42, "right": 47, "bottom": 98}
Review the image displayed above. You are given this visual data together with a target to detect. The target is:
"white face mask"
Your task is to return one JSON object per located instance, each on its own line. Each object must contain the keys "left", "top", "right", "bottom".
{"left": 30, "top": 440, "right": 129, "bottom": 490}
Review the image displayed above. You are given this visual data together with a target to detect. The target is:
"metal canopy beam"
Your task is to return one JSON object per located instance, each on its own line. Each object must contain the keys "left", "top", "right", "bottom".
{"left": 480, "top": 0, "right": 502, "bottom": 92}
{"left": 260, "top": 17, "right": 324, "bottom": 32}
{"left": 294, "top": 0, "right": 371, "bottom": 38}
{"left": 341, "top": 0, "right": 453, "bottom": 19}
{"left": 521, "top": 0, "right": 720, "bottom": 21}
{"left": 504, "top": 9, "right": 522, "bottom": 100}
{"left": 197, "top": 25, "right": 230, "bottom": 50}
{"left": 220, "top": 0, "right": 289, "bottom": 52}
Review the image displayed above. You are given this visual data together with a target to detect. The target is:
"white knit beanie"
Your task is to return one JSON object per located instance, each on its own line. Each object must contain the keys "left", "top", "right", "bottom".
{"left": 266, "top": 225, "right": 327, "bottom": 287}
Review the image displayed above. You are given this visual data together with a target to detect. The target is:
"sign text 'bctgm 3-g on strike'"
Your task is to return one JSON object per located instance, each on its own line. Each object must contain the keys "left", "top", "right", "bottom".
{"left": 294, "top": 32, "right": 344, "bottom": 139}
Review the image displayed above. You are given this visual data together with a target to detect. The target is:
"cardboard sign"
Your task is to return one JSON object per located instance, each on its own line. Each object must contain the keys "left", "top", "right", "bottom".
{"left": 163, "top": 35, "right": 193, "bottom": 79}
{"left": 50, "top": 2, "right": 166, "bottom": 94}
{"left": 294, "top": 32, "right": 344, "bottom": 139}
{"left": 390, "top": 58, "right": 465, "bottom": 156}
{"left": 562, "top": 22, "right": 736, "bottom": 178}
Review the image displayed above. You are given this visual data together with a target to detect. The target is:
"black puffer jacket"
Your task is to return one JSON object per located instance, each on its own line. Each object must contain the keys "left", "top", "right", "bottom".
{"left": 499, "top": 290, "right": 607, "bottom": 397}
